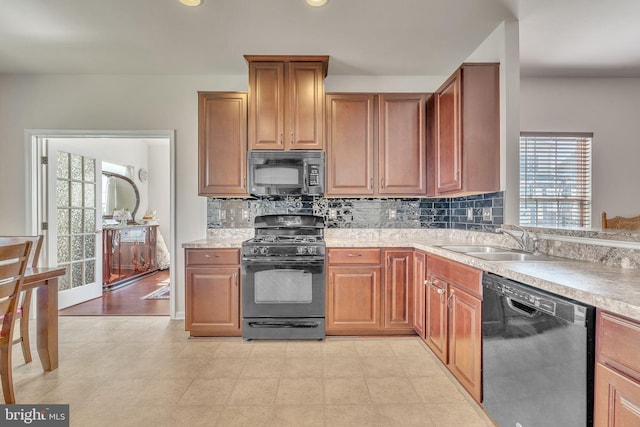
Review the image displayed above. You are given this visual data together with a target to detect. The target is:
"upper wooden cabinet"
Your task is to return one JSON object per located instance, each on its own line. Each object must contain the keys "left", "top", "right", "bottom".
{"left": 326, "top": 93, "right": 427, "bottom": 196}
{"left": 198, "top": 92, "right": 248, "bottom": 196}
{"left": 325, "top": 93, "right": 375, "bottom": 195}
{"left": 245, "top": 55, "right": 328, "bottom": 150}
{"left": 430, "top": 63, "right": 499, "bottom": 196}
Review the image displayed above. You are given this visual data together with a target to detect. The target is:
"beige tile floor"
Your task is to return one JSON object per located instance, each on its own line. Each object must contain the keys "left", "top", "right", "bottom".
{"left": 11, "top": 317, "right": 495, "bottom": 426}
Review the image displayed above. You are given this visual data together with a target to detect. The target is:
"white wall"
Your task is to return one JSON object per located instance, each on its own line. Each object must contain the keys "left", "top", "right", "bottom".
{"left": 147, "top": 141, "right": 171, "bottom": 246}
{"left": 520, "top": 77, "right": 640, "bottom": 226}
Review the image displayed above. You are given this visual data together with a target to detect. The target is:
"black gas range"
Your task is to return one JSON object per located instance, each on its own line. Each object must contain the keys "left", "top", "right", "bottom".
{"left": 241, "top": 214, "right": 326, "bottom": 340}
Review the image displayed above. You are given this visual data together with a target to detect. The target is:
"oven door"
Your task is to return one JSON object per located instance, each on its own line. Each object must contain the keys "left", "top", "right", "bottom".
{"left": 242, "top": 257, "right": 325, "bottom": 318}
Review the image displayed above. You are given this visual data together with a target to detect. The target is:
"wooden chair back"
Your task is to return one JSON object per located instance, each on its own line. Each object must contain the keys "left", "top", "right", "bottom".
{"left": 601, "top": 212, "right": 640, "bottom": 231}
{"left": 0, "top": 241, "right": 32, "bottom": 338}
{"left": 0, "top": 241, "right": 32, "bottom": 404}
{"left": 0, "top": 236, "right": 43, "bottom": 268}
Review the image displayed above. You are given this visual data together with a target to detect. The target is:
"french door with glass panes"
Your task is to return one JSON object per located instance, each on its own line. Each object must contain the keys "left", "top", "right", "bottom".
{"left": 46, "top": 139, "right": 102, "bottom": 309}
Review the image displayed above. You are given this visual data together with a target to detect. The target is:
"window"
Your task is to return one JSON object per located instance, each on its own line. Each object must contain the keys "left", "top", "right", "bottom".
{"left": 519, "top": 132, "right": 592, "bottom": 228}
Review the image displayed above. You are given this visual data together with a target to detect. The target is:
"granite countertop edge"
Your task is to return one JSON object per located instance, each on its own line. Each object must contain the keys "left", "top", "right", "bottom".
{"left": 182, "top": 237, "right": 640, "bottom": 322}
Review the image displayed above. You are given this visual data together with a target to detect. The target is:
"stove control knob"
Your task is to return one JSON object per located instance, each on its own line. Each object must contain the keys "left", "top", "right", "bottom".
{"left": 297, "top": 247, "right": 307, "bottom": 254}
{"left": 307, "top": 247, "right": 317, "bottom": 255}
{"left": 260, "top": 247, "right": 269, "bottom": 255}
{"left": 250, "top": 247, "right": 260, "bottom": 255}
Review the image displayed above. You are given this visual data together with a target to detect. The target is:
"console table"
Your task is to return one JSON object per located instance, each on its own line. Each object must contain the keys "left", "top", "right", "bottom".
{"left": 102, "top": 225, "right": 158, "bottom": 290}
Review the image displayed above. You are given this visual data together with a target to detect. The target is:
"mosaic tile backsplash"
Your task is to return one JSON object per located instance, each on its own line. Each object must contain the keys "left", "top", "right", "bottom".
{"left": 207, "top": 192, "right": 504, "bottom": 230}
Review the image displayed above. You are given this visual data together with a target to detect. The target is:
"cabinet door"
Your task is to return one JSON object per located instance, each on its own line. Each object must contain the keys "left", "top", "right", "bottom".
{"left": 412, "top": 251, "right": 426, "bottom": 338}
{"left": 288, "top": 62, "right": 324, "bottom": 150}
{"left": 198, "top": 92, "right": 247, "bottom": 196}
{"left": 327, "top": 265, "right": 381, "bottom": 332}
{"left": 435, "top": 71, "right": 462, "bottom": 194}
{"left": 378, "top": 94, "right": 427, "bottom": 195}
{"left": 383, "top": 250, "right": 413, "bottom": 330}
{"left": 185, "top": 266, "right": 241, "bottom": 336}
{"left": 595, "top": 363, "right": 640, "bottom": 427}
{"left": 248, "top": 61, "right": 285, "bottom": 150}
{"left": 326, "top": 93, "right": 375, "bottom": 195}
{"left": 448, "top": 285, "right": 482, "bottom": 403}
{"left": 425, "top": 275, "right": 447, "bottom": 363}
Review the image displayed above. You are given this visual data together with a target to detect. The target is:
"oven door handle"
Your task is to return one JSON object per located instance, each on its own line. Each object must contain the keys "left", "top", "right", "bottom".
{"left": 242, "top": 257, "right": 325, "bottom": 265}
{"left": 248, "top": 321, "right": 321, "bottom": 329}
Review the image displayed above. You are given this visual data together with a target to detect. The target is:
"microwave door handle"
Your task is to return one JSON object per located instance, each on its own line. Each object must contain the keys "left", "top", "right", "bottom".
{"left": 303, "top": 163, "right": 309, "bottom": 192}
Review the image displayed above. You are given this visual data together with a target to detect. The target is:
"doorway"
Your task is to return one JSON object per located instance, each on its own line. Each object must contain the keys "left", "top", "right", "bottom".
{"left": 26, "top": 130, "right": 176, "bottom": 317}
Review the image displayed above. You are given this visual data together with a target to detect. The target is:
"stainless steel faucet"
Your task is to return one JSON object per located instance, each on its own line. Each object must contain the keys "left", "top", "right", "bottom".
{"left": 496, "top": 225, "right": 535, "bottom": 252}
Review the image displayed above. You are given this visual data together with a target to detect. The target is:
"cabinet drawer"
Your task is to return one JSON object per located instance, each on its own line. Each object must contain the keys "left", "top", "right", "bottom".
{"left": 328, "top": 248, "right": 381, "bottom": 265}
{"left": 185, "top": 248, "right": 240, "bottom": 266}
{"left": 597, "top": 310, "right": 640, "bottom": 377}
{"left": 427, "top": 254, "right": 482, "bottom": 297}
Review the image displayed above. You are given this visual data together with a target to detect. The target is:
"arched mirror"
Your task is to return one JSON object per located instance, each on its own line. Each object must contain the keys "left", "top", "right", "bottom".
{"left": 102, "top": 171, "right": 140, "bottom": 221}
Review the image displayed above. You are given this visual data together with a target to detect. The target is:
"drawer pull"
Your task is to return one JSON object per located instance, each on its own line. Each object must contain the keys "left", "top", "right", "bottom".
{"left": 204, "top": 254, "right": 220, "bottom": 258}
{"left": 347, "top": 253, "right": 362, "bottom": 257}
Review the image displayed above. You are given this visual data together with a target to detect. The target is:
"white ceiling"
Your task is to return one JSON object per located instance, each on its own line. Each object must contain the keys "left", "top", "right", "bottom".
{"left": 0, "top": 0, "right": 638, "bottom": 78}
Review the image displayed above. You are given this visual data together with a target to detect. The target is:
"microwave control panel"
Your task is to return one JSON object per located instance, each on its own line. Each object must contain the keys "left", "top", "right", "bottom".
{"left": 308, "top": 165, "right": 320, "bottom": 186}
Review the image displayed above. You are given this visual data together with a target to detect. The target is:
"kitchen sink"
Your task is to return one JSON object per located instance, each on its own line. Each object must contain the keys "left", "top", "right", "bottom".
{"left": 437, "top": 245, "right": 509, "bottom": 253}
{"left": 437, "top": 245, "right": 564, "bottom": 262}
{"left": 470, "top": 252, "right": 562, "bottom": 262}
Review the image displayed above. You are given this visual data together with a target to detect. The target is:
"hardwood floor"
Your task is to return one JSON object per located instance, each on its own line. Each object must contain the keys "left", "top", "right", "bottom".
{"left": 59, "top": 269, "right": 170, "bottom": 316}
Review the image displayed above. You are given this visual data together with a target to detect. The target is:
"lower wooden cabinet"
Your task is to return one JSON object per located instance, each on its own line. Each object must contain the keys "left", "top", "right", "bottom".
{"left": 327, "top": 264, "right": 381, "bottom": 333}
{"left": 425, "top": 275, "right": 448, "bottom": 363}
{"left": 384, "top": 250, "right": 413, "bottom": 330}
{"left": 326, "top": 247, "right": 413, "bottom": 335}
{"left": 185, "top": 248, "right": 241, "bottom": 337}
{"left": 412, "top": 251, "right": 426, "bottom": 338}
{"left": 447, "top": 284, "right": 482, "bottom": 402}
{"left": 425, "top": 254, "right": 483, "bottom": 403}
{"left": 594, "top": 310, "right": 640, "bottom": 426}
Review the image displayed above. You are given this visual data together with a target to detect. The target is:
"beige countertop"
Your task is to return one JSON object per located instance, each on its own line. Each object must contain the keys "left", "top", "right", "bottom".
{"left": 183, "top": 232, "right": 640, "bottom": 322}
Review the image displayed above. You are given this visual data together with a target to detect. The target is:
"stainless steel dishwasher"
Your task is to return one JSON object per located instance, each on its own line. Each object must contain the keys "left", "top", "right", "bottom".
{"left": 482, "top": 273, "right": 595, "bottom": 427}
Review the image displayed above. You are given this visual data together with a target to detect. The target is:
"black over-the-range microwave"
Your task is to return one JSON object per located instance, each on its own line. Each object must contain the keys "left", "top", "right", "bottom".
{"left": 247, "top": 150, "right": 325, "bottom": 197}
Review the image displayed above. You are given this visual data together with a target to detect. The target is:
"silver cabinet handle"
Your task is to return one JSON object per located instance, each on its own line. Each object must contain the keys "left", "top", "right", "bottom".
{"left": 204, "top": 254, "right": 220, "bottom": 258}
{"left": 347, "top": 253, "right": 362, "bottom": 257}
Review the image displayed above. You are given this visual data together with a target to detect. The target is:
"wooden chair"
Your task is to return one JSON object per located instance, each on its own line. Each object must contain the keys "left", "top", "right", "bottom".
{"left": 0, "top": 240, "right": 32, "bottom": 404}
{"left": 601, "top": 212, "right": 640, "bottom": 230}
{"left": 0, "top": 236, "right": 43, "bottom": 363}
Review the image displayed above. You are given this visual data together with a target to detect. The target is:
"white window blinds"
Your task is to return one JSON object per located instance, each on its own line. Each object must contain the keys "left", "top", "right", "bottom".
{"left": 519, "top": 133, "right": 592, "bottom": 228}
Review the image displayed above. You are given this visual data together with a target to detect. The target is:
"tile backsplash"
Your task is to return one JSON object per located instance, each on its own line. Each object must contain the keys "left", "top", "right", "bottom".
{"left": 207, "top": 192, "right": 504, "bottom": 230}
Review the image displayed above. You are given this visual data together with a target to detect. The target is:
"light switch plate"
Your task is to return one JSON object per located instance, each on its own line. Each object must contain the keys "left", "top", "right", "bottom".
{"left": 388, "top": 209, "right": 397, "bottom": 220}
{"left": 467, "top": 207, "right": 474, "bottom": 221}
{"left": 328, "top": 208, "right": 337, "bottom": 220}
